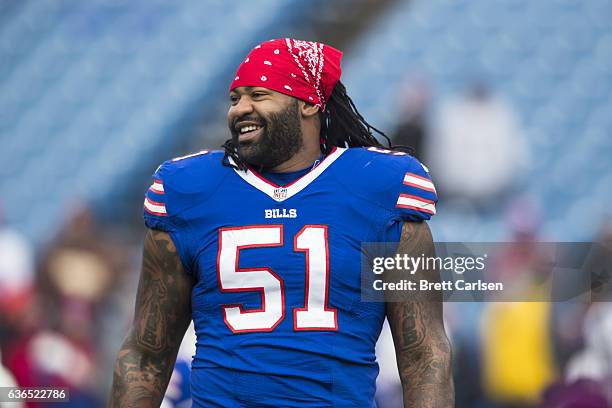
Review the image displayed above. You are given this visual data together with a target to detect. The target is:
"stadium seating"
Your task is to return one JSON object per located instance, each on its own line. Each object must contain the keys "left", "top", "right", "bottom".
{"left": 0, "top": 0, "right": 312, "bottom": 242}
{"left": 2, "top": 0, "right": 610, "bottom": 243}
{"left": 342, "top": 0, "right": 612, "bottom": 241}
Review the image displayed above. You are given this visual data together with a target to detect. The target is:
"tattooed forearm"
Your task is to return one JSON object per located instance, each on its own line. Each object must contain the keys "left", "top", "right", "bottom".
{"left": 109, "top": 229, "right": 193, "bottom": 408}
{"left": 136, "top": 276, "right": 167, "bottom": 352}
{"left": 386, "top": 222, "right": 454, "bottom": 408}
{"left": 387, "top": 301, "right": 453, "bottom": 407}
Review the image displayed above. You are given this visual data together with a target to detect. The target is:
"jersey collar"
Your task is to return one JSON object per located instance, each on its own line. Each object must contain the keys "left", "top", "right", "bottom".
{"left": 229, "top": 147, "right": 346, "bottom": 202}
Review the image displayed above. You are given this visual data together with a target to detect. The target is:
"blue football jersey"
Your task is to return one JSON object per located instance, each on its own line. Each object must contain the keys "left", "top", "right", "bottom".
{"left": 143, "top": 147, "right": 437, "bottom": 408}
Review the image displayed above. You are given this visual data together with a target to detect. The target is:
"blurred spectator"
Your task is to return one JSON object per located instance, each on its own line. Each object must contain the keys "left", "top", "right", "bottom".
{"left": 38, "top": 204, "right": 119, "bottom": 341}
{"left": 0, "top": 204, "right": 40, "bottom": 406}
{"left": 39, "top": 204, "right": 129, "bottom": 404}
{"left": 0, "top": 203, "right": 131, "bottom": 406}
{"left": 480, "top": 201, "right": 557, "bottom": 407}
{"left": 558, "top": 223, "right": 612, "bottom": 380}
{"left": 541, "top": 378, "right": 610, "bottom": 408}
{"left": 0, "top": 349, "right": 24, "bottom": 408}
{"left": 547, "top": 225, "right": 610, "bottom": 381}
{"left": 4, "top": 329, "right": 99, "bottom": 407}
{"left": 565, "top": 303, "right": 612, "bottom": 383}
{"left": 481, "top": 301, "right": 557, "bottom": 407}
{"left": 0, "top": 204, "right": 35, "bottom": 343}
{"left": 391, "top": 76, "right": 431, "bottom": 160}
{"left": 430, "top": 82, "right": 529, "bottom": 208}
{"left": 541, "top": 223, "right": 612, "bottom": 407}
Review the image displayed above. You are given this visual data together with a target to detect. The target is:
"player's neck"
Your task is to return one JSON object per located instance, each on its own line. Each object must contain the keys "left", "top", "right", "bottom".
{"left": 268, "top": 144, "right": 322, "bottom": 173}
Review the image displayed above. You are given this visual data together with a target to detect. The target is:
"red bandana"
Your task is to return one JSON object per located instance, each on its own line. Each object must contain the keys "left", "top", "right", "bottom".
{"left": 230, "top": 38, "right": 343, "bottom": 110}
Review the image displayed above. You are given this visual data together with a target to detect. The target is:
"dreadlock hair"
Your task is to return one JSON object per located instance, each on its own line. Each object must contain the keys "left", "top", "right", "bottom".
{"left": 222, "top": 80, "right": 410, "bottom": 170}
{"left": 319, "top": 80, "right": 391, "bottom": 153}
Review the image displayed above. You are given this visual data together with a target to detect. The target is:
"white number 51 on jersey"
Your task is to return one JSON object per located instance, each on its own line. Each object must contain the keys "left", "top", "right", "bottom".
{"left": 217, "top": 225, "right": 338, "bottom": 333}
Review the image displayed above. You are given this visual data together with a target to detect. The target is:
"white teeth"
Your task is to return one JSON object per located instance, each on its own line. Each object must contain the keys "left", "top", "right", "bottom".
{"left": 239, "top": 125, "right": 261, "bottom": 134}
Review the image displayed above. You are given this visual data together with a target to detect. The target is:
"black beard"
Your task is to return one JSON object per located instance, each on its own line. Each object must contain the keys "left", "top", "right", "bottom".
{"left": 230, "top": 101, "right": 303, "bottom": 170}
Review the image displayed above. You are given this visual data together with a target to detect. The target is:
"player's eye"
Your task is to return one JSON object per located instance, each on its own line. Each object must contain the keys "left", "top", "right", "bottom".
{"left": 229, "top": 94, "right": 239, "bottom": 105}
{"left": 251, "top": 91, "right": 267, "bottom": 98}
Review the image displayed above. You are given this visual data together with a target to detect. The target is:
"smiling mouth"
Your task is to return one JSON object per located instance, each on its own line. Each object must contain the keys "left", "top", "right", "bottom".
{"left": 237, "top": 124, "right": 264, "bottom": 143}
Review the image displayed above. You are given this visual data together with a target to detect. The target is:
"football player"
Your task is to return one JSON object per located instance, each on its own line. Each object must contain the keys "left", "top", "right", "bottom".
{"left": 110, "top": 38, "right": 453, "bottom": 407}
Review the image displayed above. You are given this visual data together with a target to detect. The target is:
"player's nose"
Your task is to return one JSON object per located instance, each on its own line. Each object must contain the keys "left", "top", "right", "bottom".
{"left": 229, "top": 96, "right": 254, "bottom": 118}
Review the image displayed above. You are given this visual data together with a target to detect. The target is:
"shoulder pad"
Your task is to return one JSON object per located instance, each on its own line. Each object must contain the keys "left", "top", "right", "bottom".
{"left": 143, "top": 150, "right": 227, "bottom": 230}
{"left": 343, "top": 147, "right": 438, "bottom": 221}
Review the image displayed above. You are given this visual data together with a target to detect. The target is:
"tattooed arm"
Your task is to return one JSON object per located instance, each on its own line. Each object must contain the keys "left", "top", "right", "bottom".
{"left": 109, "top": 229, "right": 193, "bottom": 407}
{"left": 386, "top": 222, "right": 454, "bottom": 407}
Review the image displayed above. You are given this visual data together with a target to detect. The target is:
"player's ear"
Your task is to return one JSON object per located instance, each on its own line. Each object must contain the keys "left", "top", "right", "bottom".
{"left": 299, "top": 100, "right": 320, "bottom": 118}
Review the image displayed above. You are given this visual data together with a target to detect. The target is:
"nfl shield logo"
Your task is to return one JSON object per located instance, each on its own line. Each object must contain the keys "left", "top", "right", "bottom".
{"left": 273, "top": 188, "right": 287, "bottom": 200}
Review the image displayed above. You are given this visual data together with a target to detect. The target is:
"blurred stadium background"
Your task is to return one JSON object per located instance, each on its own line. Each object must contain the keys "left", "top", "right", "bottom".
{"left": 1, "top": 0, "right": 611, "bottom": 406}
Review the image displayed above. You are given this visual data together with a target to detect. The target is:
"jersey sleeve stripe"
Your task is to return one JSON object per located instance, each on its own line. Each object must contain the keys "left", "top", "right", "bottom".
{"left": 403, "top": 172, "right": 436, "bottom": 191}
{"left": 403, "top": 182, "right": 436, "bottom": 194}
{"left": 396, "top": 194, "right": 436, "bottom": 214}
{"left": 149, "top": 180, "right": 165, "bottom": 194}
{"left": 396, "top": 203, "right": 436, "bottom": 215}
{"left": 144, "top": 197, "right": 167, "bottom": 216}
